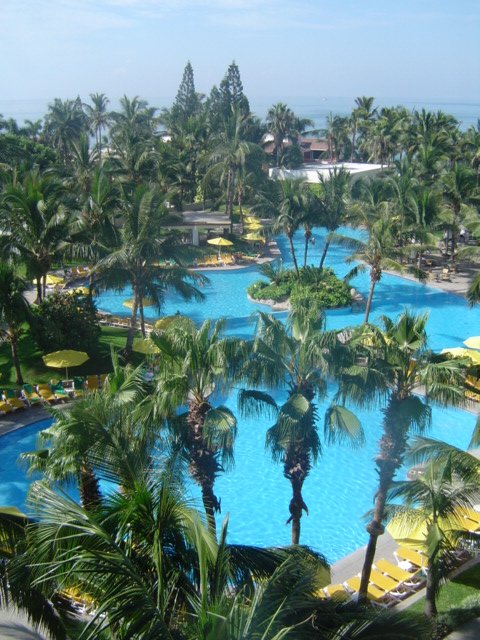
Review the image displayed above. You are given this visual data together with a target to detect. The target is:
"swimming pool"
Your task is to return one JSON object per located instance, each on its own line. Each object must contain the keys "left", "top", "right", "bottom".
{"left": 3, "top": 229, "right": 480, "bottom": 563}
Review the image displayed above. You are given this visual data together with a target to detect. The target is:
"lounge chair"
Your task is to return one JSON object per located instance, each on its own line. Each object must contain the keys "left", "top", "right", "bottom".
{"left": 369, "top": 569, "right": 411, "bottom": 598}
{"left": 394, "top": 547, "right": 428, "bottom": 571}
{"left": 323, "top": 584, "right": 351, "bottom": 600}
{"left": 22, "top": 383, "right": 42, "bottom": 406}
{"left": 73, "top": 376, "right": 86, "bottom": 398}
{"left": 99, "top": 374, "right": 107, "bottom": 389}
{"left": 373, "top": 558, "right": 425, "bottom": 588}
{"left": 50, "top": 379, "right": 70, "bottom": 402}
{"left": 0, "top": 401, "right": 13, "bottom": 415}
{"left": 86, "top": 374, "right": 100, "bottom": 392}
{"left": 36, "top": 383, "right": 59, "bottom": 405}
{"left": 3, "top": 388, "right": 27, "bottom": 410}
{"left": 344, "top": 575, "right": 398, "bottom": 608}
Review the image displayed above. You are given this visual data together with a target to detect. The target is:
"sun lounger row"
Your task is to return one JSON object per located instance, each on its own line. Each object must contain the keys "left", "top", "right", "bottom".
{"left": 97, "top": 315, "right": 153, "bottom": 332}
{"left": 321, "top": 550, "right": 427, "bottom": 608}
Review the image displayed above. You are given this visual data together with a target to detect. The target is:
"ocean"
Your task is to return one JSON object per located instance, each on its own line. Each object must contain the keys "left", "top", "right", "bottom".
{"left": 0, "top": 96, "right": 479, "bottom": 132}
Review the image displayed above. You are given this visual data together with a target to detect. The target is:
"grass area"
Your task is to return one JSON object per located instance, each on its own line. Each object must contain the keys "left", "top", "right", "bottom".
{"left": 0, "top": 325, "right": 146, "bottom": 389}
{"left": 407, "top": 562, "right": 480, "bottom": 614}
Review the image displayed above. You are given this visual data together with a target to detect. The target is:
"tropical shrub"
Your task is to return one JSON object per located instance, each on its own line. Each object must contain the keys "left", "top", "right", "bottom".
{"left": 30, "top": 292, "right": 100, "bottom": 353}
{"left": 247, "top": 265, "right": 352, "bottom": 308}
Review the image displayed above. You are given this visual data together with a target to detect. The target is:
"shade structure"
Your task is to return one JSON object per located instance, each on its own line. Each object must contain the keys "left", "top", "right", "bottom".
{"left": 464, "top": 336, "right": 480, "bottom": 349}
{"left": 207, "top": 237, "right": 233, "bottom": 247}
{"left": 243, "top": 232, "right": 265, "bottom": 243}
{"left": 154, "top": 314, "right": 195, "bottom": 332}
{"left": 123, "top": 297, "right": 154, "bottom": 309}
{"left": 33, "top": 274, "right": 65, "bottom": 286}
{"left": 245, "top": 221, "right": 263, "bottom": 230}
{"left": 440, "top": 347, "right": 480, "bottom": 364}
{"left": 43, "top": 349, "right": 89, "bottom": 379}
{"left": 132, "top": 337, "right": 161, "bottom": 355}
{"left": 67, "top": 286, "right": 90, "bottom": 295}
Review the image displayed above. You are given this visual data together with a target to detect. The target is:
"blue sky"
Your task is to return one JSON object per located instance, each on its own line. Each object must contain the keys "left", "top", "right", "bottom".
{"left": 1, "top": 0, "right": 479, "bottom": 103}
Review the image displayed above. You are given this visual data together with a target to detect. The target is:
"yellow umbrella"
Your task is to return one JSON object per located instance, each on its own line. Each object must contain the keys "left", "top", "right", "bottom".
{"left": 440, "top": 347, "right": 480, "bottom": 364}
{"left": 33, "top": 274, "right": 65, "bottom": 286}
{"left": 154, "top": 315, "right": 196, "bottom": 332}
{"left": 43, "top": 349, "right": 89, "bottom": 379}
{"left": 132, "top": 337, "right": 161, "bottom": 355}
{"left": 464, "top": 336, "right": 480, "bottom": 349}
{"left": 207, "top": 237, "right": 233, "bottom": 258}
{"left": 243, "top": 232, "right": 265, "bottom": 243}
{"left": 123, "top": 297, "right": 154, "bottom": 309}
{"left": 67, "top": 286, "right": 90, "bottom": 295}
{"left": 245, "top": 222, "right": 263, "bottom": 230}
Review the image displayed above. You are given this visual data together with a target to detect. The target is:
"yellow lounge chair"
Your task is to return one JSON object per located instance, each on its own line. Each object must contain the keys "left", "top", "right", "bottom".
{"left": 37, "top": 383, "right": 58, "bottom": 405}
{"left": 369, "top": 569, "right": 411, "bottom": 597}
{"left": 394, "top": 547, "right": 428, "bottom": 570}
{"left": 3, "top": 388, "right": 26, "bottom": 410}
{"left": 323, "top": 583, "right": 350, "bottom": 600}
{"left": 373, "top": 558, "right": 424, "bottom": 588}
{"left": 0, "top": 401, "right": 13, "bottom": 414}
{"left": 50, "top": 379, "right": 70, "bottom": 402}
{"left": 22, "top": 383, "right": 42, "bottom": 406}
{"left": 73, "top": 376, "right": 85, "bottom": 399}
{"left": 344, "top": 575, "right": 398, "bottom": 607}
{"left": 87, "top": 374, "right": 100, "bottom": 392}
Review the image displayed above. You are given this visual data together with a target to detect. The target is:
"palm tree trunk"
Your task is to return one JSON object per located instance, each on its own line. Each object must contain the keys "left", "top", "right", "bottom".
{"left": 125, "top": 296, "right": 138, "bottom": 356}
{"left": 364, "top": 277, "right": 377, "bottom": 323}
{"left": 303, "top": 229, "right": 311, "bottom": 268}
{"left": 319, "top": 237, "right": 331, "bottom": 270}
{"left": 288, "top": 234, "right": 300, "bottom": 281}
{"left": 424, "top": 558, "right": 437, "bottom": 617}
{"left": 80, "top": 464, "right": 102, "bottom": 510}
{"left": 10, "top": 334, "right": 23, "bottom": 386}
{"left": 139, "top": 301, "right": 146, "bottom": 337}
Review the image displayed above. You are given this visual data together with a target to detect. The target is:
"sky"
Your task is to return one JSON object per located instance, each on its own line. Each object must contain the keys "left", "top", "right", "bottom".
{"left": 1, "top": 0, "right": 479, "bottom": 106}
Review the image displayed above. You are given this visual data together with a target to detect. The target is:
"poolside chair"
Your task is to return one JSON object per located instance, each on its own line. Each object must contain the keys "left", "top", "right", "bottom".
{"left": 22, "top": 383, "right": 42, "bottom": 406}
{"left": 0, "top": 401, "right": 13, "bottom": 415}
{"left": 86, "top": 374, "right": 100, "bottom": 392}
{"left": 50, "top": 379, "right": 70, "bottom": 402}
{"left": 369, "top": 569, "right": 411, "bottom": 598}
{"left": 394, "top": 547, "right": 428, "bottom": 572}
{"left": 3, "top": 388, "right": 27, "bottom": 410}
{"left": 99, "top": 374, "right": 108, "bottom": 389}
{"left": 344, "top": 575, "right": 398, "bottom": 608}
{"left": 73, "top": 376, "right": 86, "bottom": 399}
{"left": 373, "top": 558, "right": 425, "bottom": 588}
{"left": 36, "top": 383, "right": 59, "bottom": 405}
{"left": 323, "top": 583, "right": 351, "bottom": 600}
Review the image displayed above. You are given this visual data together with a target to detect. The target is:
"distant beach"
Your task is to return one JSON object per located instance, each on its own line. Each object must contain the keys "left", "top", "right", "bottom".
{"left": 0, "top": 96, "right": 478, "bottom": 131}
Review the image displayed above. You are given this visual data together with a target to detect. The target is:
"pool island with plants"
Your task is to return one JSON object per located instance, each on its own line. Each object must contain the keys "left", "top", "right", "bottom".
{"left": 246, "top": 261, "right": 354, "bottom": 310}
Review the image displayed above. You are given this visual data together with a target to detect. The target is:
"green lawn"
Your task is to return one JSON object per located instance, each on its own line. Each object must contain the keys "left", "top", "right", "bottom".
{"left": 407, "top": 563, "right": 480, "bottom": 614}
{"left": 0, "top": 325, "right": 146, "bottom": 389}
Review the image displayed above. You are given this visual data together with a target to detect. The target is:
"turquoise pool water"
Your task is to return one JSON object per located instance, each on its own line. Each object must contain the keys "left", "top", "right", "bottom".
{"left": 3, "top": 229, "right": 480, "bottom": 563}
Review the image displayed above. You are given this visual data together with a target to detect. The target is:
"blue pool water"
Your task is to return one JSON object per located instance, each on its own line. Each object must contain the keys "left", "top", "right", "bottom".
{"left": 3, "top": 229, "right": 480, "bottom": 563}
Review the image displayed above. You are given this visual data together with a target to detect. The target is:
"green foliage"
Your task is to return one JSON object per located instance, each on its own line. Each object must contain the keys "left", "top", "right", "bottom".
{"left": 30, "top": 292, "right": 101, "bottom": 353}
{"left": 247, "top": 265, "right": 352, "bottom": 308}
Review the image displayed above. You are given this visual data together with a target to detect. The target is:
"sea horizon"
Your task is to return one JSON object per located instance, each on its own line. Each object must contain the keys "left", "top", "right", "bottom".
{"left": 1, "top": 95, "right": 479, "bottom": 131}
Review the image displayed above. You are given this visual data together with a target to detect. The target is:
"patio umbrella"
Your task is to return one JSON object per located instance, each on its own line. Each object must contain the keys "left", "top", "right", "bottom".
{"left": 132, "top": 337, "right": 161, "bottom": 355}
{"left": 123, "top": 297, "right": 154, "bottom": 309}
{"left": 243, "top": 232, "right": 265, "bottom": 243}
{"left": 154, "top": 314, "right": 196, "bottom": 332}
{"left": 440, "top": 347, "right": 480, "bottom": 364}
{"left": 207, "top": 236, "right": 233, "bottom": 258}
{"left": 33, "top": 274, "right": 65, "bottom": 286}
{"left": 245, "top": 222, "right": 263, "bottom": 230}
{"left": 43, "top": 349, "right": 90, "bottom": 380}
{"left": 464, "top": 336, "right": 480, "bottom": 349}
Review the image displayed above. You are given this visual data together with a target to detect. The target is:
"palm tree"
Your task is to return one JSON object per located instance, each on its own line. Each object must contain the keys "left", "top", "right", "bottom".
{"left": 84, "top": 92, "right": 110, "bottom": 160}
{"left": 0, "top": 169, "right": 72, "bottom": 302}
{"left": 239, "top": 306, "right": 363, "bottom": 544}
{"left": 254, "top": 178, "right": 310, "bottom": 280}
{"left": 95, "top": 183, "right": 205, "bottom": 354}
{"left": 316, "top": 166, "right": 352, "bottom": 270}
{"left": 265, "top": 103, "right": 312, "bottom": 167}
{"left": 336, "top": 310, "right": 466, "bottom": 601}
{"left": 43, "top": 96, "right": 87, "bottom": 164}
{"left": 150, "top": 319, "right": 244, "bottom": 535}
{"left": 0, "top": 263, "right": 30, "bottom": 385}
{"left": 208, "top": 108, "right": 256, "bottom": 233}
{"left": 385, "top": 455, "right": 480, "bottom": 616}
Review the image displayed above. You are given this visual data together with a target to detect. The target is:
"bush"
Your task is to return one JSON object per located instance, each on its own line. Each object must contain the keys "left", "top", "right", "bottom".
{"left": 247, "top": 265, "right": 352, "bottom": 309}
{"left": 30, "top": 292, "right": 101, "bottom": 354}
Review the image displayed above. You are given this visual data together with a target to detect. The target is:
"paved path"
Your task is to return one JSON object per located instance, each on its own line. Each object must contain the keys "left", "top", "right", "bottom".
{"left": 447, "top": 618, "right": 480, "bottom": 639}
